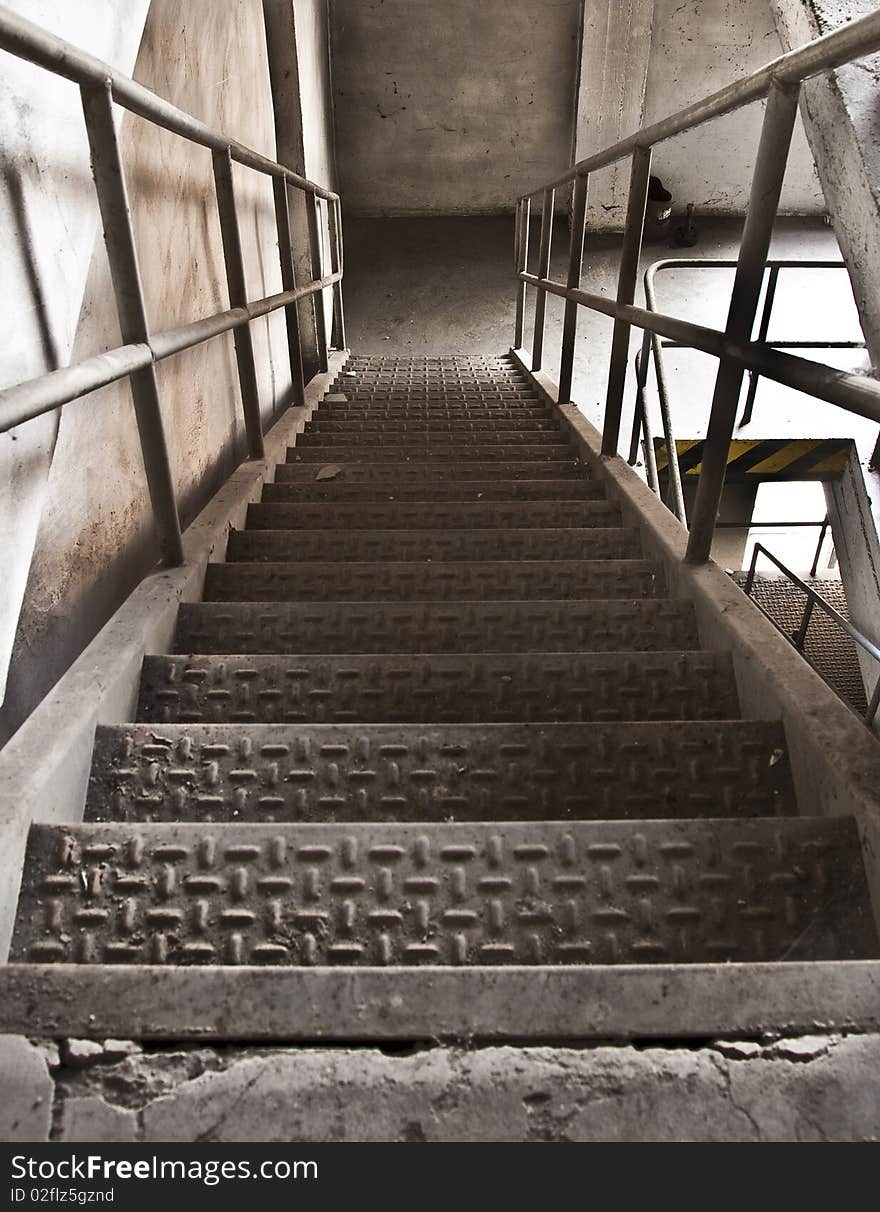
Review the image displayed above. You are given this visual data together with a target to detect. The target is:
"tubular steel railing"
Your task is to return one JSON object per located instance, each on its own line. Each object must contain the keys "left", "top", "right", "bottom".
{"left": 0, "top": 8, "right": 345, "bottom": 567}
{"left": 744, "top": 542, "right": 880, "bottom": 727}
{"left": 629, "top": 259, "right": 867, "bottom": 526}
{"left": 513, "top": 8, "right": 880, "bottom": 564}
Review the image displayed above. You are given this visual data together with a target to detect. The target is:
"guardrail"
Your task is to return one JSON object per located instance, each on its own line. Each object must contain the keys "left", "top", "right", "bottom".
{"left": 744, "top": 542, "right": 880, "bottom": 726}
{"left": 513, "top": 7, "right": 880, "bottom": 564}
{"left": 0, "top": 7, "right": 345, "bottom": 566}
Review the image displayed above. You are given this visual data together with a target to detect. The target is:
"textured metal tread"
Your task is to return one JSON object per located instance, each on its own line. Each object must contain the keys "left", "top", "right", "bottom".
{"left": 298, "top": 431, "right": 565, "bottom": 448}
{"left": 274, "top": 461, "right": 586, "bottom": 483}
{"left": 16, "top": 816, "right": 874, "bottom": 967}
{"left": 316, "top": 408, "right": 552, "bottom": 422}
{"left": 84, "top": 720, "right": 794, "bottom": 824}
{"left": 138, "top": 652, "right": 739, "bottom": 725}
{"left": 247, "top": 500, "right": 621, "bottom": 530}
{"left": 203, "top": 560, "right": 662, "bottom": 603}
{"left": 262, "top": 480, "right": 605, "bottom": 503}
{"left": 286, "top": 445, "right": 575, "bottom": 463}
{"left": 176, "top": 599, "right": 700, "bottom": 655}
{"left": 307, "top": 418, "right": 558, "bottom": 433}
{"left": 226, "top": 528, "right": 642, "bottom": 564}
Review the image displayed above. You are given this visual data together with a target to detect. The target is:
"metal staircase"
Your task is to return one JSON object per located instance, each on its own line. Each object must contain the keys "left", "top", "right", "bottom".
{"left": 10, "top": 354, "right": 878, "bottom": 989}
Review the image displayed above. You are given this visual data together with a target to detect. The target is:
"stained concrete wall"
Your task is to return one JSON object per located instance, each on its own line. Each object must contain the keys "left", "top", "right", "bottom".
{"left": 329, "top": 0, "right": 582, "bottom": 216}
{"left": 0, "top": 0, "right": 337, "bottom": 746}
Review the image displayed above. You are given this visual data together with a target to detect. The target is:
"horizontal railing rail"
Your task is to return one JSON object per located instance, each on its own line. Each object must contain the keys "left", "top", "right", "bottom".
{"left": 629, "top": 259, "right": 866, "bottom": 526}
{"left": 513, "top": 6, "right": 880, "bottom": 564}
{"left": 0, "top": 7, "right": 345, "bottom": 566}
{"left": 744, "top": 542, "right": 880, "bottom": 727}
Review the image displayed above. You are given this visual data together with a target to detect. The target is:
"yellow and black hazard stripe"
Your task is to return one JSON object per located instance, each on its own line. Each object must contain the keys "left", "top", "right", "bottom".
{"left": 654, "top": 438, "right": 852, "bottom": 481}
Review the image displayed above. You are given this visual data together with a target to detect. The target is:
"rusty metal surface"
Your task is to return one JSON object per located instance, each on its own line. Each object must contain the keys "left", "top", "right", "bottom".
{"left": 307, "top": 418, "right": 558, "bottom": 433}
{"left": 225, "top": 528, "right": 641, "bottom": 564}
{"left": 175, "top": 599, "right": 701, "bottom": 656}
{"left": 13, "top": 817, "right": 873, "bottom": 967}
{"left": 138, "top": 652, "right": 739, "bottom": 726}
{"left": 247, "top": 500, "right": 621, "bottom": 530}
{"left": 84, "top": 720, "right": 794, "bottom": 823}
{"left": 273, "top": 462, "right": 587, "bottom": 484}
{"left": 263, "top": 479, "right": 604, "bottom": 503}
{"left": 298, "top": 431, "right": 565, "bottom": 448}
{"left": 287, "top": 444, "right": 574, "bottom": 463}
{"left": 203, "top": 559, "right": 663, "bottom": 603}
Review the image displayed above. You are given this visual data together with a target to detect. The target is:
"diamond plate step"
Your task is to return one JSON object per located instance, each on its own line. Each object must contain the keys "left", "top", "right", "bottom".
{"left": 247, "top": 500, "right": 621, "bottom": 530}
{"left": 307, "top": 418, "right": 558, "bottom": 433}
{"left": 286, "top": 445, "right": 574, "bottom": 463}
{"left": 203, "top": 560, "right": 662, "bottom": 603}
{"left": 16, "top": 817, "right": 875, "bottom": 966}
{"left": 84, "top": 720, "right": 794, "bottom": 824}
{"left": 274, "top": 461, "right": 585, "bottom": 483}
{"left": 316, "top": 408, "right": 551, "bottom": 422}
{"left": 137, "top": 652, "right": 739, "bottom": 725}
{"left": 262, "top": 479, "right": 605, "bottom": 503}
{"left": 175, "top": 599, "right": 700, "bottom": 655}
{"left": 297, "top": 431, "right": 565, "bottom": 448}
{"left": 225, "top": 528, "right": 642, "bottom": 564}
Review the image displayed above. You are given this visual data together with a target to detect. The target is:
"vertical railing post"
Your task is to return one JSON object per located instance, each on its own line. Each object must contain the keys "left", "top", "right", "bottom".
{"left": 80, "top": 81, "right": 183, "bottom": 567}
{"left": 740, "top": 264, "right": 780, "bottom": 426}
{"left": 306, "top": 192, "right": 329, "bottom": 374}
{"left": 601, "top": 145, "right": 652, "bottom": 456}
{"left": 513, "top": 196, "right": 531, "bottom": 349}
{"left": 328, "top": 196, "right": 346, "bottom": 351}
{"left": 531, "top": 187, "right": 555, "bottom": 371}
{"left": 558, "top": 172, "right": 589, "bottom": 406}
{"left": 686, "top": 80, "right": 801, "bottom": 564}
{"left": 272, "top": 177, "right": 306, "bottom": 411}
{"left": 212, "top": 148, "right": 264, "bottom": 460}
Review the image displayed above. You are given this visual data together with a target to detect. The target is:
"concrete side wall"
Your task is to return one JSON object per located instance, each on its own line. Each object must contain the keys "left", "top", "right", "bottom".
{"left": 0, "top": 0, "right": 337, "bottom": 747}
{"left": 329, "top": 0, "right": 581, "bottom": 216}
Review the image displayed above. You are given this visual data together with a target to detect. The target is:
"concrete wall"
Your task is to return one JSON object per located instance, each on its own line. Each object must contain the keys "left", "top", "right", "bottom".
{"left": 329, "top": 0, "right": 582, "bottom": 216}
{"left": 0, "top": 0, "right": 312, "bottom": 745}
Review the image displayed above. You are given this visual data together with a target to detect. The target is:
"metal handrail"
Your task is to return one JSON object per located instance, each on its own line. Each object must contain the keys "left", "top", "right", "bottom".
{"left": 744, "top": 542, "right": 880, "bottom": 727}
{"left": 0, "top": 7, "right": 345, "bottom": 566}
{"left": 630, "top": 259, "right": 866, "bottom": 527}
{"left": 512, "top": 7, "right": 880, "bottom": 565}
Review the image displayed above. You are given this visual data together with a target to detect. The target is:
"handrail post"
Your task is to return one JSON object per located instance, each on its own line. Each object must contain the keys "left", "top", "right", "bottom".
{"left": 272, "top": 177, "right": 306, "bottom": 411}
{"left": 514, "top": 196, "right": 531, "bottom": 349}
{"left": 741, "top": 263, "right": 779, "bottom": 426}
{"left": 686, "top": 80, "right": 801, "bottom": 564}
{"left": 601, "top": 145, "right": 652, "bottom": 456}
{"left": 744, "top": 542, "right": 760, "bottom": 595}
{"left": 794, "top": 595, "right": 816, "bottom": 650}
{"left": 558, "top": 172, "right": 589, "bottom": 405}
{"left": 531, "top": 187, "right": 555, "bottom": 371}
{"left": 811, "top": 515, "right": 830, "bottom": 577}
{"left": 212, "top": 147, "right": 264, "bottom": 460}
{"left": 328, "top": 196, "right": 346, "bottom": 351}
{"left": 306, "top": 192, "right": 329, "bottom": 373}
{"left": 80, "top": 81, "right": 183, "bottom": 567}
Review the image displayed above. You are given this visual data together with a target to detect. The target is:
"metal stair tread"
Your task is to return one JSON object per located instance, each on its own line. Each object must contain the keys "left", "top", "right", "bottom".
{"left": 262, "top": 480, "right": 606, "bottom": 502}
{"left": 286, "top": 445, "right": 576, "bottom": 462}
{"left": 246, "top": 500, "right": 622, "bottom": 529}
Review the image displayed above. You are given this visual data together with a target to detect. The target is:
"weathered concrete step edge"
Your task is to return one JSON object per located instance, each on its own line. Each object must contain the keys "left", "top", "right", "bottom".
{"left": 202, "top": 559, "right": 664, "bottom": 603}
{"left": 273, "top": 461, "right": 587, "bottom": 483}
{"left": 225, "top": 528, "right": 642, "bottom": 564}
{"left": 262, "top": 479, "right": 606, "bottom": 502}
{"left": 137, "top": 650, "right": 739, "bottom": 725}
{"left": 246, "top": 499, "right": 621, "bottom": 529}
{"left": 13, "top": 816, "right": 872, "bottom": 967}
{"left": 175, "top": 598, "right": 701, "bottom": 656}
{"left": 83, "top": 719, "right": 794, "bottom": 823}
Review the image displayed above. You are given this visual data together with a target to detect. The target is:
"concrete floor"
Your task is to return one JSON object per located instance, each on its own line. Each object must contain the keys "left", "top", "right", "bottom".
{"left": 342, "top": 214, "right": 874, "bottom": 462}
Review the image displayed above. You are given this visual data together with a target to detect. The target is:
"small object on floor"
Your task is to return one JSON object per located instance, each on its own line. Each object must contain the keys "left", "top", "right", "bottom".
{"left": 644, "top": 175, "right": 673, "bottom": 242}
{"left": 674, "top": 202, "right": 699, "bottom": 247}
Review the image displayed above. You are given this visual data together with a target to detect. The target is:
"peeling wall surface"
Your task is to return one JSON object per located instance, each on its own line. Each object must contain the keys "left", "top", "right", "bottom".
{"left": 0, "top": 0, "right": 296, "bottom": 745}
{"left": 639, "top": 0, "right": 825, "bottom": 218}
{"left": 329, "top": 0, "right": 582, "bottom": 216}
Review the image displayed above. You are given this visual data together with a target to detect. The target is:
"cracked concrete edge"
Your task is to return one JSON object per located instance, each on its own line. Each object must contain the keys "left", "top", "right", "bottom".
{"left": 0, "top": 352, "right": 349, "bottom": 962}
{"left": 2, "top": 1033, "right": 879, "bottom": 1142}
{"left": 512, "top": 349, "right": 880, "bottom": 937}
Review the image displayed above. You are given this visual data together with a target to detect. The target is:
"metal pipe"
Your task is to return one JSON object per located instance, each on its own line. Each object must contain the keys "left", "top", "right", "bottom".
{"left": 810, "top": 516, "right": 830, "bottom": 578}
{"left": 558, "top": 173, "right": 589, "bottom": 405}
{"left": 80, "top": 81, "right": 183, "bottom": 568}
{"left": 307, "top": 194, "right": 329, "bottom": 374}
{"left": 212, "top": 149, "right": 264, "bottom": 461}
{"left": 628, "top": 340, "right": 650, "bottom": 465}
{"left": 794, "top": 595, "right": 816, "bottom": 650}
{"left": 531, "top": 188, "right": 555, "bottom": 371}
{"left": 602, "top": 147, "right": 652, "bottom": 456}
{"left": 630, "top": 350, "right": 661, "bottom": 496}
{"left": 513, "top": 197, "right": 531, "bottom": 349}
{"left": 741, "top": 265, "right": 779, "bottom": 426}
{"left": 518, "top": 269, "right": 880, "bottom": 424}
{"left": 686, "top": 81, "right": 802, "bottom": 564}
{"left": 521, "top": 7, "right": 880, "bottom": 195}
{"left": 642, "top": 270, "right": 687, "bottom": 525}
{"left": 0, "top": 7, "right": 339, "bottom": 201}
{"left": 328, "top": 196, "right": 346, "bottom": 351}
{"left": 272, "top": 177, "right": 306, "bottom": 411}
